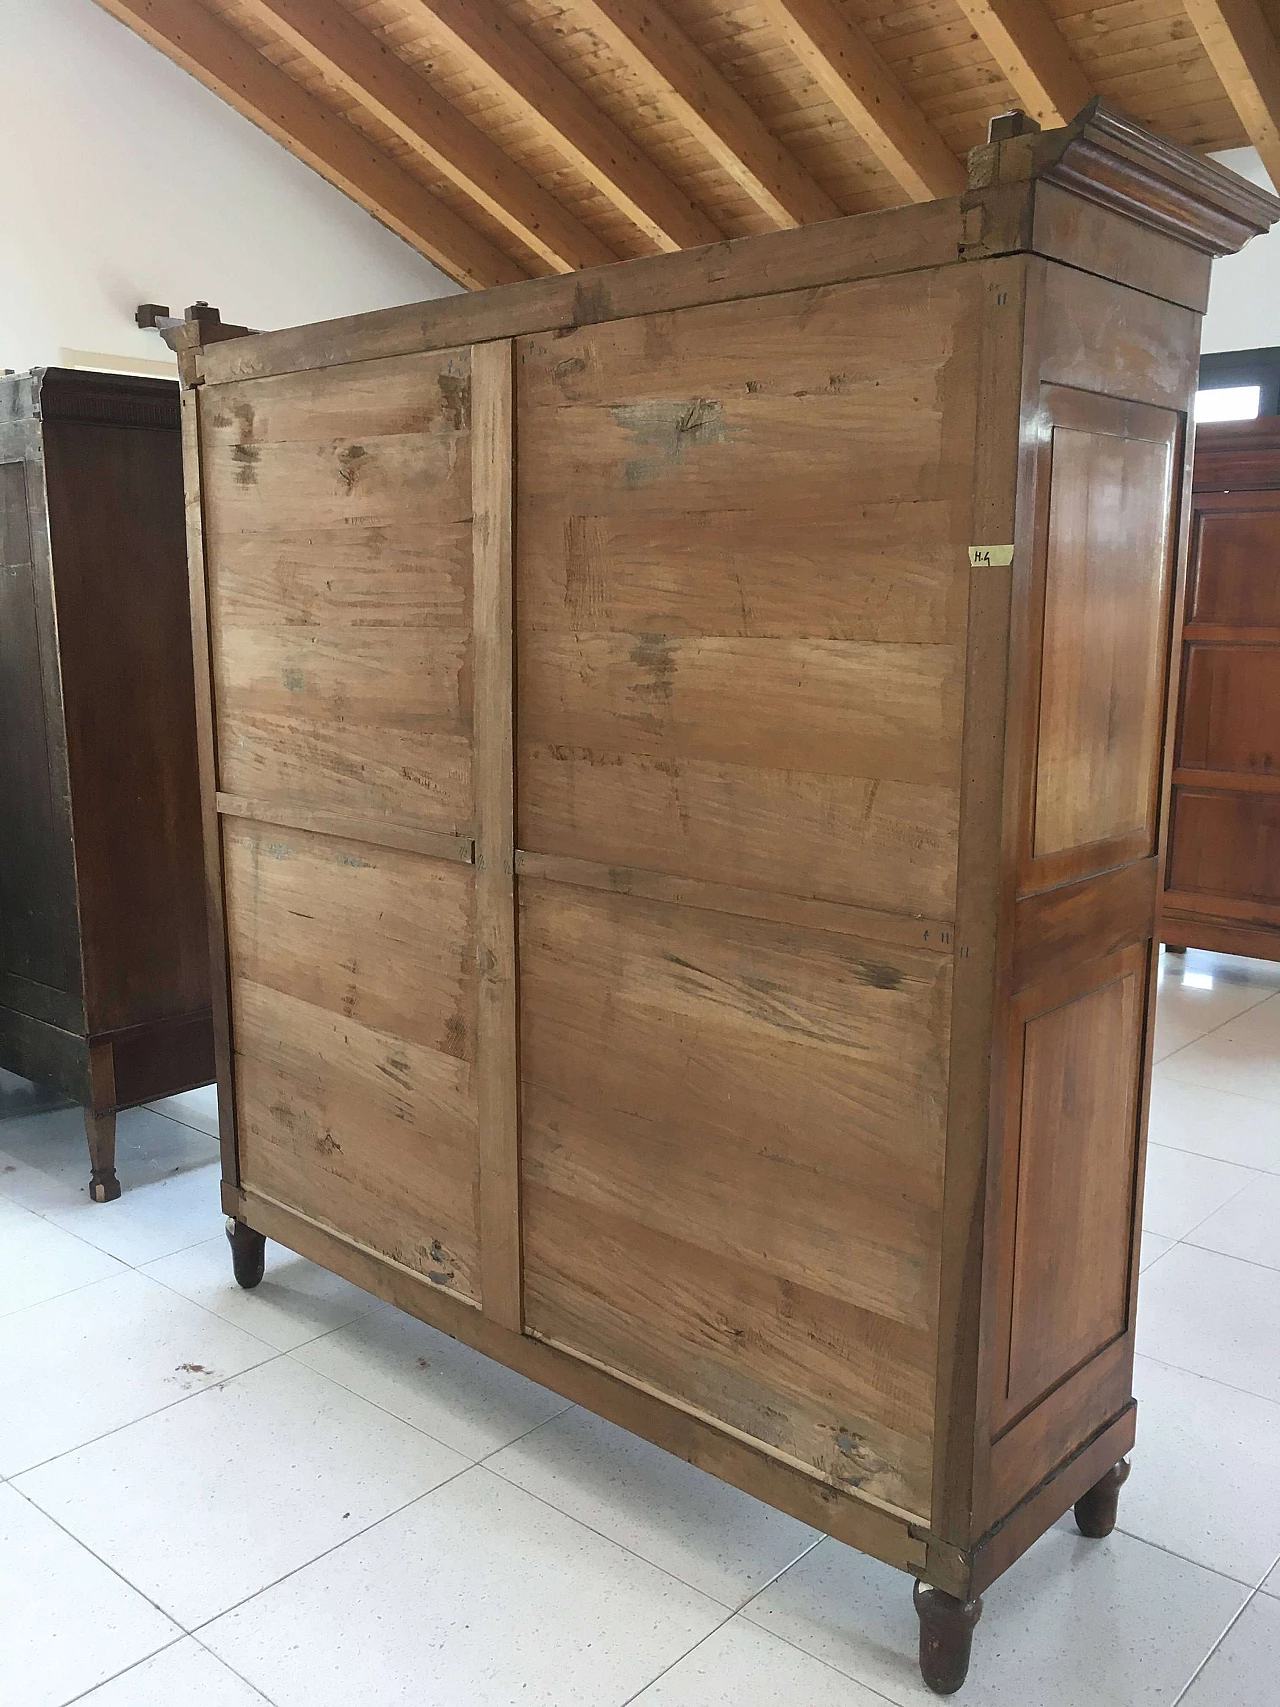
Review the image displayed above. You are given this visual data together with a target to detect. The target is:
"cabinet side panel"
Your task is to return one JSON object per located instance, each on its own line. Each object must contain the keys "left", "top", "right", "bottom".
{"left": 0, "top": 458, "right": 81, "bottom": 1001}
{"left": 973, "top": 262, "right": 1196, "bottom": 1538}
{"left": 42, "top": 415, "right": 209, "bottom": 1034}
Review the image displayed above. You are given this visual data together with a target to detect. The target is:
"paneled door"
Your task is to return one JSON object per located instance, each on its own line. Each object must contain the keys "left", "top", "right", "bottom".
{"left": 1163, "top": 416, "right": 1280, "bottom": 960}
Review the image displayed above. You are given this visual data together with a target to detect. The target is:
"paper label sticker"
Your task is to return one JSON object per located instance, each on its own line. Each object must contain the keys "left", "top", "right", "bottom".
{"left": 968, "top": 545, "right": 1015, "bottom": 567}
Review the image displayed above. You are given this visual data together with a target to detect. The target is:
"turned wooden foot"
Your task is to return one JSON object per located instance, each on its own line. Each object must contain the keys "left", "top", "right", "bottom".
{"left": 84, "top": 1109, "right": 120, "bottom": 1203}
{"left": 1074, "top": 1458, "right": 1131, "bottom": 1538}
{"left": 914, "top": 1581, "right": 982, "bottom": 1695}
{"left": 226, "top": 1217, "right": 266, "bottom": 1289}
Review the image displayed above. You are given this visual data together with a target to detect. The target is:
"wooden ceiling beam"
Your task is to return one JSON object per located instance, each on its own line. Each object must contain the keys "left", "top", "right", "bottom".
{"left": 409, "top": 0, "right": 722, "bottom": 252}
{"left": 568, "top": 0, "right": 840, "bottom": 228}
{"left": 92, "top": 0, "right": 526, "bottom": 288}
{"left": 755, "top": 0, "right": 967, "bottom": 202}
{"left": 1183, "top": 0, "right": 1280, "bottom": 187}
{"left": 952, "top": 0, "right": 1093, "bottom": 127}
{"left": 236, "top": 0, "right": 617, "bottom": 273}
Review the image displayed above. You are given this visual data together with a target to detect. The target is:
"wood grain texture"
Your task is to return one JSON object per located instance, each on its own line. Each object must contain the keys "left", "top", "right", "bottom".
{"left": 519, "top": 879, "right": 949, "bottom": 1517}
{"left": 515, "top": 269, "right": 981, "bottom": 920}
{"left": 200, "top": 350, "right": 475, "bottom": 833}
{"left": 1000, "top": 955, "right": 1144, "bottom": 1421}
{"left": 471, "top": 340, "right": 521, "bottom": 1330}
{"left": 224, "top": 818, "right": 482, "bottom": 1299}
{"left": 1024, "top": 385, "right": 1179, "bottom": 888}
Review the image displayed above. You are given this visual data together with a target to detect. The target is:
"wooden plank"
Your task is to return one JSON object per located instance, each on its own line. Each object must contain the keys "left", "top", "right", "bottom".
{"left": 215, "top": 793, "right": 474, "bottom": 863}
{"left": 953, "top": 0, "right": 1093, "bottom": 126}
{"left": 567, "top": 0, "right": 840, "bottom": 228}
{"left": 471, "top": 339, "right": 521, "bottom": 1332}
{"left": 513, "top": 852, "right": 952, "bottom": 951}
{"left": 410, "top": 0, "right": 722, "bottom": 251}
{"left": 223, "top": 819, "right": 483, "bottom": 1298}
{"left": 195, "top": 193, "right": 976, "bottom": 386}
{"left": 91, "top": 0, "right": 527, "bottom": 289}
{"left": 514, "top": 269, "right": 978, "bottom": 921}
{"left": 233, "top": 1183, "right": 932, "bottom": 1579}
{"left": 236, "top": 0, "right": 618, "bottom": 274}
{"left": 181, "top": 388, "right": 239, "bottom": 1189}
{"left": 754, "top": 0, "right": 968, "bottom": 201}
{"left": 519, "top": 879, "right": 948, "bottom": 1518}
{"left": 199, "top": 351, "right": 475, "bottom": 831}
{"left": 1182, "top": 0, "right": 1280, "bottom": 188}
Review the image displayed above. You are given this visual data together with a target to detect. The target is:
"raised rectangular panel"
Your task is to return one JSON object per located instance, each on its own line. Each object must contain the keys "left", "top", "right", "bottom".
{"left": 998, "top": 948, "right": 1145, "bottom": 1423}
{"left": 1168, "top": 789, "right": 1280, "bottom": 905}
{"left": 1031, "top": 391, "right": 1178, "bottom": 870}
{"left": 1189, "top": 508, "right": 1280, "bottom": 627}
{"left": 1179, "top": 644, "right": 1280, "bottom": 775}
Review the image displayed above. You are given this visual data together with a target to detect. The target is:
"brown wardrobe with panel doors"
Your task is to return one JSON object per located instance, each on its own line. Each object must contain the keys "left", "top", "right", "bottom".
{"left": 175, "top": 104, "right": 1277, "bottom": 1693}
{"left": 1162, "top": 415, "right": 1280, "bottom": 960}
{"left": 0, "top": 368, "right": 214, "bottom": 1201}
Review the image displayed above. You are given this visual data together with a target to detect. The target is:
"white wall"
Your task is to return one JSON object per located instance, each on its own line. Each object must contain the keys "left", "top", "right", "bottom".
{"left": 1202, "top": 148, "right": 1280, "bottom": 355}
{"left": 0, "top": 0, "right": 457, "bottom": 376}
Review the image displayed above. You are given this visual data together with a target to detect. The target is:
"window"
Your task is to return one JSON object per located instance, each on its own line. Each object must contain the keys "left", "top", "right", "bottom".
{"left": 1195, "top": 384, "right": 1262, "bottom": 422}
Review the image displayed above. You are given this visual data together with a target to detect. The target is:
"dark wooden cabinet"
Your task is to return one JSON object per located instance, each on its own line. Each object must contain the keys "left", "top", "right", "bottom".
{"left": 1163, "top": 416, "right": 1280, "bottom": 960}
{"left": 0, "top": 368, "right": 214, "bottom": 1199}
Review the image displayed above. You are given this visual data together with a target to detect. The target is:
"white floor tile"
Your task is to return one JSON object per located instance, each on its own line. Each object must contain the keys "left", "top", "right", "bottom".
{"left": 0, "top": 1483, "right": 179, "bottom": 1707}
{"left": 144, "top": 1233, "right": 379, "bottom": 1353}
{"left": 1140, "top": 1145, "right": 1258, "bottom": 1239}
{"left": 0, "top": 1269, "right": 274, "bottom": 1477}
{"left": 16, "top": 1357, "right": 470, "bottom": 1629}
{"left": 488, "top": 1405, "right": 820, "bottom": 1608}
{"left": 202, "top": 1466, "right": 723, "bottom": 1707}
{"left": 1122, "top": 1357, "right": 1280, "bottom": 1585}
{"left": 1136, "top": 1244, "right": 1280, "bottom": 1403}
{"left": 745, "top": 1520, "right": 1245, "bottom": 1706}
{"left": 1160, "top": 994, "right": 1280, "bottom": 1104}
{"left": 1264, "top": 1559, "right": 1280, "bottom": 1599}
{"left": 290, "top": 1301, "right": 570, "bottom": 1458}
{"left": 1152, "top": 949, "right": 1280, "bottom": 1062}
{"left": 631, "top": 1617, "right": 886, "bottom": 1705}
{"left": 73, "top": 1638, "right": 270, "bottom": 1705}
{"left": 0, "top": 1103, "right": 222, "bottom": 1264}
{"left": 1140, "top": 1231, "right": 1176, "bottom": 1272}
{"left": 1147, "top": 1075, "right": 1280, "bottom": 1175}
{"left": 1179, "top": 1593, "right": 1280, "bottom": 1707}
{"left": 0, "top": 1196, "right": 124, "bottom": 1316}
{"left": 1184, "top": 1172, "right": 1280, "bottom": 1270}
{"left": 144, "top": 1082, "right": 220, "bottom": 1139}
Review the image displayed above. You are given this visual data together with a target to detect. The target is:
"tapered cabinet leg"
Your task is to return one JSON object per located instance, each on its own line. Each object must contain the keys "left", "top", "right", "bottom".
{"left": 914, "top": 1581, "right": 982, "bottom": 1695}
{"left": 84, "top": 1109, "right": 120, "bottom": 1203}
{"left": 1074, "top": 1459, "right": 1131, "bottom": 1538}
{"left": 226, "top": 1217, "right": 266, "bottom": 1289}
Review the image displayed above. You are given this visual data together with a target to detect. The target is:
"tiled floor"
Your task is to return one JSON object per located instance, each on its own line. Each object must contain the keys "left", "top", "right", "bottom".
{"left": 1, "top": 947, "right": 1278, "bottom": 1706}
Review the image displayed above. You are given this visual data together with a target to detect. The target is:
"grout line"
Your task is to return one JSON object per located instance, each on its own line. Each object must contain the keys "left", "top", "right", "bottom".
{"left": 9, "top": 1345, "right": 284, "bottom": 1482}
{"left": 1179, "top": 1234, "right": 1280, "bottom": 1274}
{"left": 1131, "top": 1348, "right": 1280, "bottom": 1408}
{"left": 615, "top": 1533, "right": 842, "bottom": 1707}
{"left": 7, "top": 1480, "right": 188, "bottom": 1635}
{"left": 57, "top": 1634, "right": 191, "bottom": 1707}
{"left": 185, "top": 1630, "right": 279, "bottom": 1703}
{"left": 1111, "top": 1521, "right": 1262, "bottom": 1590}
{"left": 1170, "top": 1587, "right": 1260, "bottom": 1706}
{"left": 184, "top": 1463, "right": 479, "bottom": 1634}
